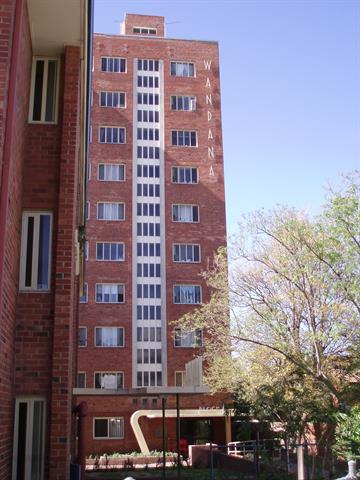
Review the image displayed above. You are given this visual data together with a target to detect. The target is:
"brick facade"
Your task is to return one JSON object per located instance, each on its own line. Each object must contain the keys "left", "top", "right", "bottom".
{"left": 0, "top": 1, "right": 89, "bottom": 479}
{"left": 78, "top": 14, "right": 227, "bottom": 455}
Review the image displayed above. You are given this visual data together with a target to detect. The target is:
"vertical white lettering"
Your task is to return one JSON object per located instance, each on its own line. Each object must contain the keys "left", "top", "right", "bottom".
{"left": 205, "top": 77, "right": 211, "bottom": 88}
{"left": 204, "top": 59, "right": 212, "bottom": 70}
{"left": 208, "top": 129, "right": 213, "bottom": 140}
{"left": 207, "top": 111, "right": 212, "bottom": 121}
{"left": 208, "top": 146, "right": 215, "bottom": 159}
{"left": 206, "top": 94, "right": 212, "bottom": 106}
{"left": 209, "top": 165, "right": 214, "bottom": 176}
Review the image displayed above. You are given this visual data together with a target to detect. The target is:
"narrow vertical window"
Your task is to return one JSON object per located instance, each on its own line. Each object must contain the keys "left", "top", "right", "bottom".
{"left": 29, "top": 58, "right": 59, "bottom": 123}
{"left": 20, "top": 212, "right": 52, "bottom": 291}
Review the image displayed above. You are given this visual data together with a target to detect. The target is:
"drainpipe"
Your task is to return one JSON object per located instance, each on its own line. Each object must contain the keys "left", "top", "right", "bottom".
{"left": 0, "top": 0, "right": 24, "bottom": 314}
{"left": 73, "top": 401, "right": 88, "bottom": 480}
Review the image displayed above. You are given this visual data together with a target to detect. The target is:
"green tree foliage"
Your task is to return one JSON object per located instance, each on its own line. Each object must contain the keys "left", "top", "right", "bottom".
{"left": 334, "top": 406, "right": 360, "bottom": 460}
{"left": 177, "top": 172, "right": 360, "bottom": 440}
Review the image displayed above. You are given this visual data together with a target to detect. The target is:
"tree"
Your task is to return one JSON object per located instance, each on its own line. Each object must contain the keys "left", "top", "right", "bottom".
{"left": 177, "top": 172, "right": 360, "bottom": 439}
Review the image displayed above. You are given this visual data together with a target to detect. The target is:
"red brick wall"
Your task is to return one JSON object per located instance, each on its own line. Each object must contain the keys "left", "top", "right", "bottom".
{"left": 12, "top": 45, "right": 81, "bottom": 480}
{"left": 77, "top": 393, "right": 228, "bottom": 455}
{"left": 48, "top": 45, "right": 81, "bottom": 480}
{"left": 122, "top": 14, "right": 165, "bottom": 37}
{"left": 0, "top": 1, "right": 32, "bottom": 478}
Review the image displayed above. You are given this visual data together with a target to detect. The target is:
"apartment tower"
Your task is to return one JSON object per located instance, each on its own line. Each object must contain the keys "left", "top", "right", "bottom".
{"left": 77, "top": 13, "right": 227, "bottom": 454}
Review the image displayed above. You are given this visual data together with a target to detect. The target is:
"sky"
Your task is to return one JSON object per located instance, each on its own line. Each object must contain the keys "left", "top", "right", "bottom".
{"left": 94, "top": 0, "right": 360, "bottom": 236}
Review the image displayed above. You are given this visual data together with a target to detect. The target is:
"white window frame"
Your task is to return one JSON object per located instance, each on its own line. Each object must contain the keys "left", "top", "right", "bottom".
{"left": 96, "top": 202, "right": 125, "bottom": 221}
{"left": 19, "top": 211, "right": 53, "bottom": 291}
{"left": 93, "top": 417, "right": 124, "bottom": 439}
{"left": 97, "top": 163, "right": 125, "bottom": 182}
{"left": 96, "top": 242, "right": 125, "bottom": 262}
{"left": 173, "top": 284, "right": 202, "bottom": 304}
{"left": 171, "top": 166, "right": 198, "bottom": 184}
{"left": 99, "top": 126, "right": 126, "bottom": 144}
{"left": 77, "top": 372, "right": 86, "bottom": 388}
{"left": 133, "top": 26, "right": 157, "bottom": 35}
{"left": 170, "top": 61, "right": 195, "bottom": 77}
{"left": 99, "top": 91, "right": 126, "bottom": 108}
{"left": 171, "top": 130, "right": 197, "bottom": 147}
{"left": 28, "top": 57, "right": 60, "bottom": 124}
{"left": 94, "top": 327, "right": 125, "bottom": 347}
{"left": 172, "top": 204, "right": 199, "bottom": 223}
{"left": 12, "top": 397, "right": 46, "bottom": 480}
{"left": 86, "top": 201, "right": 90, "bottom": 220}
{"left": 94, "top": 371, "right": 124, "bottom": 389}
{"left": 79, "top": 283, "right": 88, "bottom": 303}
{"left": 95, "top": 284, "right": 125, "bottom": 303}
{"left": 173, "top": 244, "right": 201, "bottom": 263}
{"left": 175, "top": 371, "right": 185, "bottom": 387}
{"left": 170, "top": 95, "right": 196, "bottom": 111}
{"left": 78, "top": 326, "right": 87, "bottom": 347}
{"left": 174, "top": 328, "right": 203, "bottom": 347}
{"left": 100, "top": 56, "right": 127, "bottom": 73}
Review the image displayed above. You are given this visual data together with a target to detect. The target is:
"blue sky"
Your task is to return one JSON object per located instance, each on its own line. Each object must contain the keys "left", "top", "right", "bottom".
{"left": 94, "top": 0, "right": 360, "bottom": 236}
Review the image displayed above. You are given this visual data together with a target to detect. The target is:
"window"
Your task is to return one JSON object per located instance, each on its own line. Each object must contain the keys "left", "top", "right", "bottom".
{"left": 84, "top": 241, "right": 89, "bottom": 261}
{"left": 94, "top": 418, "right": 124, "bottom": 439}
{"left": 175, "top": 371, "right": 185, "bottom": 387}
{"left": 29, "top": 57, "right": 59, "bottom": 123}
{"left": 98, "top": 164, "right": 125, "bottom": 181}
{"left": 171, "top": 130, "right": 197, "bottom": 147}
{"left": 137, "top": 59, "right": 160, "bottom": 72}
{"left": 96, "top": 284, "right": 124, "bottom": 303}
{"left": 95, "top": 327, "right": 124, "bottom": 347}
{"left": 174, "top": 328, "right": 203, "bottom": 347}
{"left": 94, "top": 372, "right": 124, "bottom": 389}
{"left": 170, "top": 61, "right": 195, "bottom": 77}
{"left": 96, "top": 242, "right": 124, "bottom": 261}
{"left": 173, "top": 244, "right": 200, "bottom": 263}
{"left": 101, "top": 57, "right": 126, "bottom": 73}
{"left": 99, "top": 127, "right": 126, "bottom": 144}
{"left": 19, "top": 212, "right": 52, "bottom": 291}
{"left": 86, "top": 201, "right": 90, "bottom": 220}
{"left": 78, "top": 327, "right": 87, "bottom": 347}
{"left": 172, "top": 166, "right": 198, "bottom": 184}
{"left": 173, "top": 285, "right": 201, "bottom": 304}
{"left": 137, "top": 371, "right": 162, "bottom": 387}
{"left": 171, "top": 95, "right": 196, "bottom": 111}
{"left": 97, "top": 203, "right": 125, "bottom": 220}
{"left": 172, "top": 205, "right": 199, "bottom": 222}
{"left": 80, "top": 283, "right": 88, "bottom": 303}
{"left": 100, "top": 91, "right": 126, "bottom": 108}
{"left": 133, "top": 27, "right": 157, "bottom": 35}
{"left": 13, "top": 398, "right": 46, "bottom": 479}
{"left": 77, "top": 372, "right": 86, "bottom": 388}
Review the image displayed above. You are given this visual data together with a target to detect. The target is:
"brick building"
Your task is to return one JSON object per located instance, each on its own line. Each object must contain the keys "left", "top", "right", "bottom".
{"left": 76, "top": 13, "right": 229, "bottom": 455}
{"left": 0, "top": 0, "right": 92, "bottom": 479}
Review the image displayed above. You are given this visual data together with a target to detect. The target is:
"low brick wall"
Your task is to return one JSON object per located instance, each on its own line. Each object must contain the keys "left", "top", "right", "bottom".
{"left": 190, "top": 445, "right": 256, "bottom": 474}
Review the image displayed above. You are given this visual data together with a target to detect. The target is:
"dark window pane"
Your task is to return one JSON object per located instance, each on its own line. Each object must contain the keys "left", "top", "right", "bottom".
{"left": 45, "top": 60, "right": 57, "bottom": 121}
{"left": 37, "top": 215, "right": 50, "bottom": 289}
{"left": 25, "top": 216, "right": 34, "bottom": 287}
{"left": 95, "top": 419, "right": 108, "bottom": 437}
{"left": 33, "top": 60, "right": 44, "bottom": 121}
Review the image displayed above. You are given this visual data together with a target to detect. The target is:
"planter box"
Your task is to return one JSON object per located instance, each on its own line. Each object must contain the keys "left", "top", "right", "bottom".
{"left": 86, "top": 455, "right": 178, "bottom": 470}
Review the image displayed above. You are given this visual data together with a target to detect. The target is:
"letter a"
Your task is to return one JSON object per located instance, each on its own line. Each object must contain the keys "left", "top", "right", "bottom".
{"left": 209, "top": 165, "right": 215, "bottom": 176}
{"left": 208, "top": 129, "right": 213, "bottom": 140}
{"left": 205, "top": 77, "right": 211, "bottom": 88}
